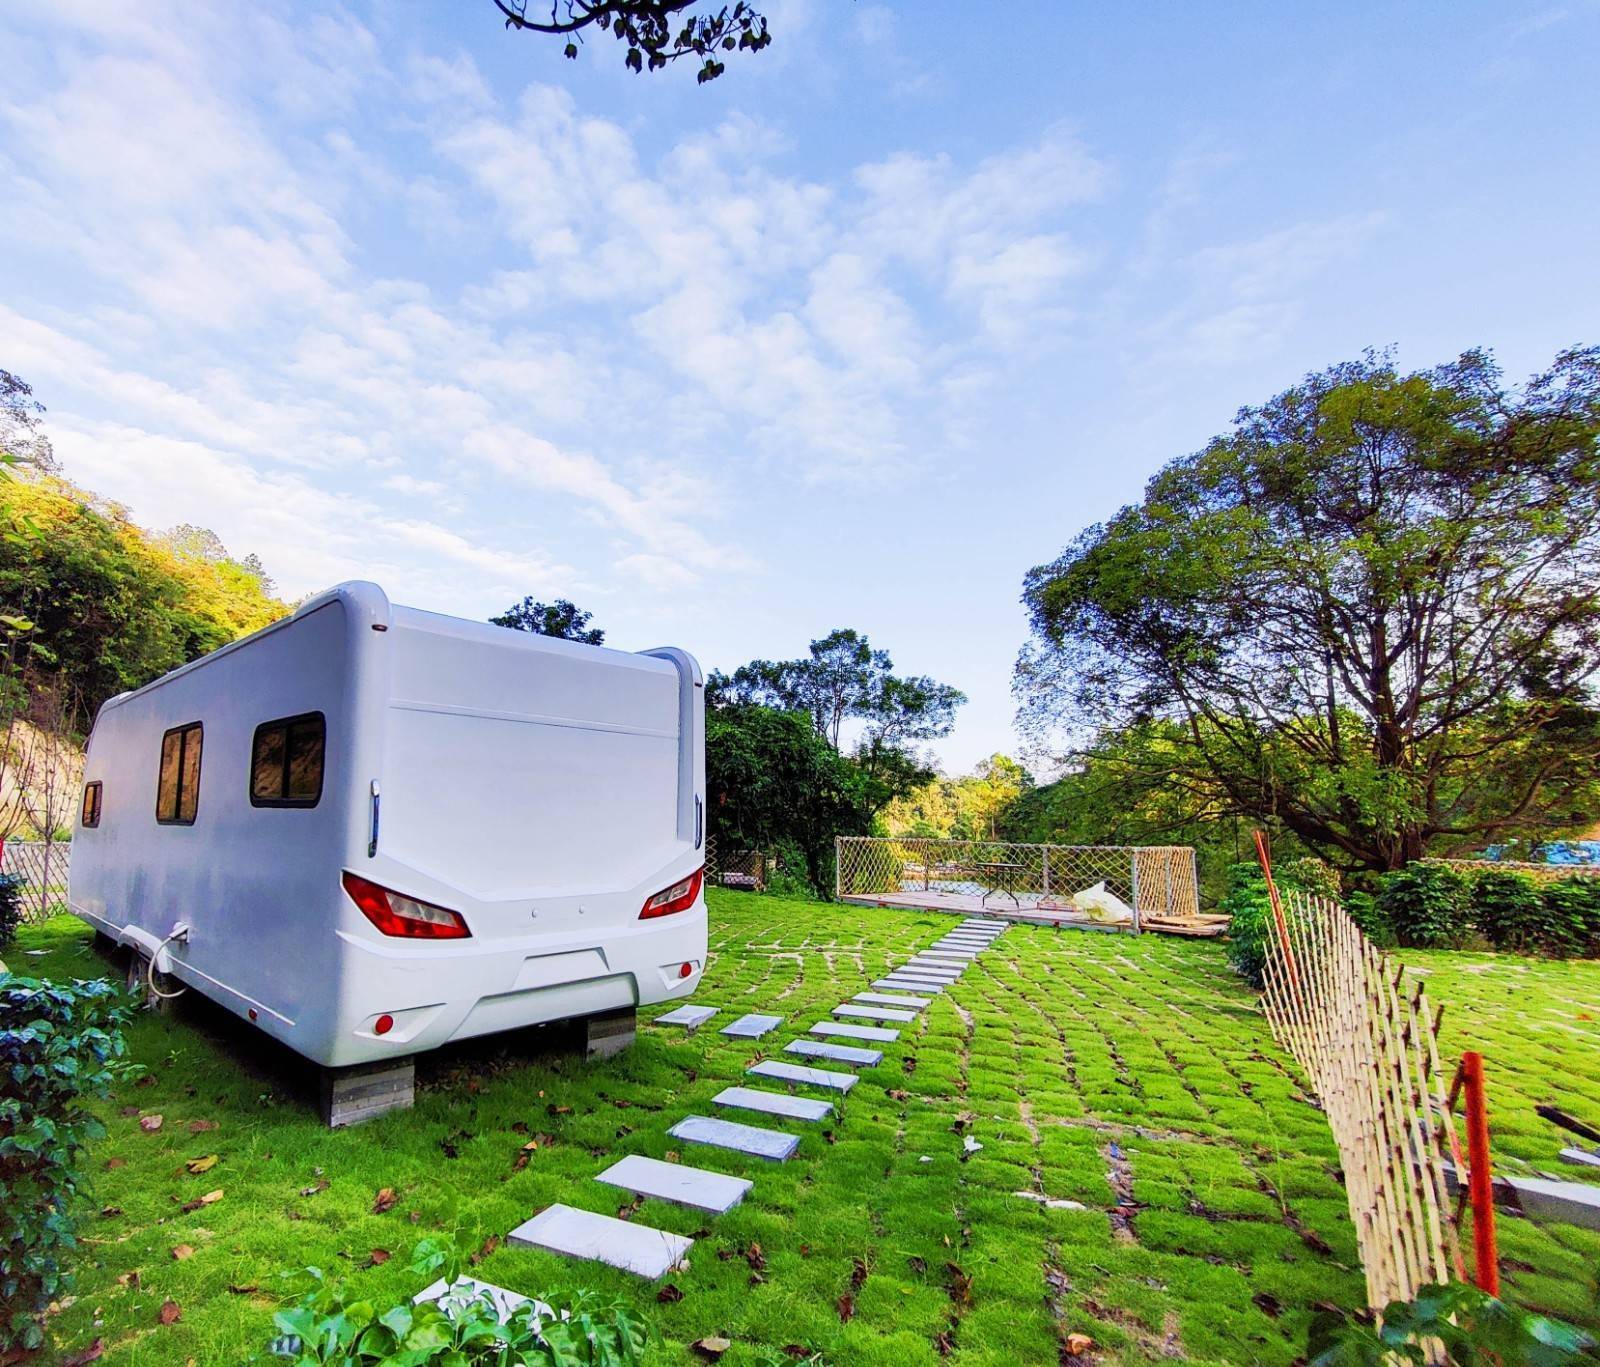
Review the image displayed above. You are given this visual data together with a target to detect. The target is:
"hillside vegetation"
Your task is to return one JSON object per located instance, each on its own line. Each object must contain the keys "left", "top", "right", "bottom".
{"left": 0, "top": 475, "right": 287, "bottom": 731}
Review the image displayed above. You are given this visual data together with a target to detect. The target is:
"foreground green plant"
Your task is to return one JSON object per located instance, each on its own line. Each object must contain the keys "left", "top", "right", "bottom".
{"left": 1309, "top": 1282, "right": 1594, "bottom": 1365}
{"left": 260, "top": 1239, "right": 652, "bottom": 1365}
{"left": 0, "top": 975, "right": 131, "bottom": 1352}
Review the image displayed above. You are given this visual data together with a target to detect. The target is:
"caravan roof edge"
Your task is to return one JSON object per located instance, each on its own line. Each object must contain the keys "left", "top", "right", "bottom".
{"left": 94, "top": 580, "right": 392, "bottom": 717}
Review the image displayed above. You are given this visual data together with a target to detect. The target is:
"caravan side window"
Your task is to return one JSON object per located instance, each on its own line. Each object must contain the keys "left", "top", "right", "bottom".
{"left": 81, "top": 780, "right": 103, "bottom": 829}
{"left": 250, "top": 712, "right": 325, "bottom": 808}
{"left": 156, "top": 722, "right": 203, "bottom": 825}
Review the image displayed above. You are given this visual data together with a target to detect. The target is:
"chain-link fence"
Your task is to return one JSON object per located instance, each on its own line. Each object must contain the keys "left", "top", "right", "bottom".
{"left": 704, "top": 835, "right": 774, "bottom": 892}
{"left": 834, "top": 837, "right": 1200, "bottom": 930}
{"left": 2, "top": 839, "right": 72, "bottom": 924}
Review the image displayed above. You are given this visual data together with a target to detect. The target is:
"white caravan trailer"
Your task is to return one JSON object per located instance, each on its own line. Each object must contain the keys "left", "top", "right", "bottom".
{"left": 68, "top": 582, "right": 706, "bottom": 1122}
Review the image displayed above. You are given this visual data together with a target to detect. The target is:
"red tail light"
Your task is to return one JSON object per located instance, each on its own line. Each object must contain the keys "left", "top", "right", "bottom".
{"left": 342, "top": 871, "right": 471, "bottom": 939}
{"left": 641, "top": 868, "right": 703, "bottom": 920}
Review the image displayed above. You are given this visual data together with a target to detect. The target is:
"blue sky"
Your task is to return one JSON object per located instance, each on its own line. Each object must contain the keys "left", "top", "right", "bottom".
{"left": 3, "top": 1, "right": 1597, "bottom": 771}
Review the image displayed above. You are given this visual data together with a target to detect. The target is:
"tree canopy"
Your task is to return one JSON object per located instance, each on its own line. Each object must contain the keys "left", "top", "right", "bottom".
{"left": 490, "top": 596, "right": 605, "bottom": 644}
{"left": 1017, "top": 347, "right": 1600, "bottom": 872}
{"left": 711, "top": 628, "right": 965, "bottom": 753}
{"left": 492, "top": 0, "right": 770, "bottom": 84}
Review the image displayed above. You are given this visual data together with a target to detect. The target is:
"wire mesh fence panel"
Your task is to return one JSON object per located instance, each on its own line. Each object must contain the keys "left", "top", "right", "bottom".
{"left": 835, "top": 838, "right": 1201, "bottom": 927}
{"left": 1260, "top": 889, "right": 1462, "bottom": 1316}
{"left": 2, "top": 840, "right": 72, "bottom": 924}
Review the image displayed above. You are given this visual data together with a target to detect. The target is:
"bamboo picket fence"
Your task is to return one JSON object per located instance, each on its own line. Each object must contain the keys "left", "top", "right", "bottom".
{"left": 1259, "top": 886, "right": 1466, "bottom": 1313}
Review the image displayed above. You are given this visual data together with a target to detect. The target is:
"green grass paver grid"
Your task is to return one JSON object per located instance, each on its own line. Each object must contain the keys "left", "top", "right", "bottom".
{"left": 13, "top": 896, "right": 1599, "bottom": 1364}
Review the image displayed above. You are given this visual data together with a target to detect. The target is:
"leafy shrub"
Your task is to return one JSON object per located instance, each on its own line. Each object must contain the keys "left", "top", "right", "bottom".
{"left": 1538, "top": 876, "right": 1600, "bottom": 958}
{"left": 1308, "top": 1280, "right": 1592, "bottom": 1364}
{"left": 1342, "top": 888, "right": 1395, "bottom": 948}
{"left": 1, "top": 976, "right": 131, "bottom": 1352}
{"left": 1470, "top": 870, "right": 1548, "bottom": 953}
{"left": 1221, "top": 863, "right": 1275, "bottom": 987}
{"left": 1223, "top": 857, "right": 1343, "bottom": 987}
{"left": 0, "top": 874, "right": 21, "bottom": 957}
{"left": 259, "top": 1239, "right": 652, "bottom": 1364}
{"left": 1375, "top": 864, "right": 1470, "bottom": 948}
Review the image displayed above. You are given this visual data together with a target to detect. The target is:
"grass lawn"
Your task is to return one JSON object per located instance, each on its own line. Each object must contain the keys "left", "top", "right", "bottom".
{"left": 14, "top": 890, "right": 1600, "bottom": 1365}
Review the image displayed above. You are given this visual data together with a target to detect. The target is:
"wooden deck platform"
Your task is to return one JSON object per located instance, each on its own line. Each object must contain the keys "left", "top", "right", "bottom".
{"left": 839, "top": 889, "right": 1229, "bottom": 938}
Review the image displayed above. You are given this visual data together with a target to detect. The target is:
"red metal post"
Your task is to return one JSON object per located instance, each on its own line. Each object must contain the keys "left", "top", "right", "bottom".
{"left": 1459, "top": 1050, "right": 1500, "bottom": 1296}
{"left": 1252, "top": 829, "right": 1298, "bottom": 990}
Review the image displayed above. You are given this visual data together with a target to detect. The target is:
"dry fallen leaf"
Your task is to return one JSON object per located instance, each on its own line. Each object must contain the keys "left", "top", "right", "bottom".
{"left": 227, "top": 1284, "right": 258, "bottom": 1295}
{"left": 1066, "top": 1331, "right": 1095, "bottom": 1354}
{"left": 299, "top": 1179, "right": 330, "bottom": 1198}
{"left": 692, "top": 1337, "right": 731, "bottom": 1360}
{"left": 116, "top": 1272, "right": 139, "bottom": 1289}
{"left": 656, "top": 1283, "right": 683, "bottom": 1304}
{"left": 171, "top": 1245, "right": 196, "bottom": 1261}
{"left": 185, "top": 1154, "right": 218, "bottom": 1175}
{"left": 368, "top": 1248, "right": 391, "bottom": 1266}
{"left": 188, "top": 1119, "right": 218, "bottom": 1133}
{"left": 180, "top": 1190, "right": 224, "bottom": 1214}
{"left": 157, "top": 1300, "right": 182, "bottom": 1326}
{"left": 106, "top": 1158, "right": 127, "bottom": 1170}
{"left": 139, "top": 1115, "right": 164, "bottom": 1132}
{"left": 372, "top": 1187, "right": 398, "bottom": 1214}
{"left": 837, "top": 1292, "right": 855, "bottom": 1322}
{"left": 60, "top": 1339, "right": 105, "bottom": 1366}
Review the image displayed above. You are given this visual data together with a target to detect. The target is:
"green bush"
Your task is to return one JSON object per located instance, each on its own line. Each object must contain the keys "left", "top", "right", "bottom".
{"left": 1, "top": 976, "right": 131, "bottom": 1353}
{"left": 0, "top": 875, "right": 21, "bottom": 957}
{"left": 258, "top": 1239, "right": 652, "bottom": 1364}
{"left": 1309, "top": 1279, "right": 1592, "bottom": 1364}
{"left": 1538, "top": 876, "right": 1600, "bottom": 958}
{"left": 1375, "top": 864, "right": 1471, "bottom": 948}
{"left": 1470, "top": 870, "right": 1548, "bottom": 953}
{"left": 1223, "top": 858, "right": 1343, "bottom": 987}
{"left": 1221, "top": 863, "right": 1275, "bottom": 987}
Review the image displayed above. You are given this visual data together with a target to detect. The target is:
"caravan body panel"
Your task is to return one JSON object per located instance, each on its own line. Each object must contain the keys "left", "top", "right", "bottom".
{"left": 68, "top": 582, "right": 706, "bottom": 1068}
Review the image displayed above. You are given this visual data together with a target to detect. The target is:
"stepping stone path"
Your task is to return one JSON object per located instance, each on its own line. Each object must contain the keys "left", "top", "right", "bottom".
{"left": 654, "top": 1003, "right": 718, "bottom": 1031}
{"left": 810, "top": 1020, "right": 900, "bottom": 1043}
{"left": 597, "top": 1154, "right": 752, "bottom": 1214}
{"left": 508, "top": 1204, "right": 691, "bottom": 1278}
{"left": 720, "top": 1012, "right": 784, "bottom": 1039}
{"left": 714, "top": 1085, "right": 834, "bottom": 1122}
{"left": 787, "top": 1038, "right": 883, "bottom": 1066}
{"left": 669, "top": 1114, "right": 801, "bottom": 1161}
{"left": 504, "top": 916, "right": 1009, "bottom": 1278}
{"left": 748, "top": 1059, "right": 858, "bottom": 1092}
{"left": 833, "top": 1004, "right": 918, "bottom": 1022}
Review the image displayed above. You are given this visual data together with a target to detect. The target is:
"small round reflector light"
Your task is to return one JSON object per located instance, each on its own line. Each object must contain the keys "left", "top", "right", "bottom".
{"left": 247, "top": 1008, "right": 258, "bottom": 1022}
{"left": 374, "top": 1014, "right": 394, "bottom": 1036}
{"left": 679, "top": 962, "right": 693, "bottom": 979}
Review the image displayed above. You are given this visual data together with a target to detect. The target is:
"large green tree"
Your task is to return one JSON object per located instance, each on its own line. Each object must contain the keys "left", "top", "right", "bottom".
{"left": 490, "top": 596, "right": 605, "bottom": 644}
{"left": 1017, "top": 347, "right": 1600, "bottom": 872}
{"left": 710, "top": 627, "right": 966, "bottom": 825}
{"left": 706, "top": 704, "right": 865, "bottom": 893}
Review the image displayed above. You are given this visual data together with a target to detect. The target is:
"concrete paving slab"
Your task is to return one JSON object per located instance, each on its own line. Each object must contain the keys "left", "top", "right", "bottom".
{"left": 921, "top": 949, "right": 978, "bottom": 961}
{"left": 833, "top": 1004, "right": 917, "bottom": 1023}
{"left": 748, "top": 1059, "right": 859, "bottom": 1092}
{"left": 811, "top": 1020, "right": 900, "bottom": 1043}
{"left": 854, "top": 991, "right": 931, "bottom": 1009}
{"left": 875, "top": 977, "right": 945, "bottom": 992}
{"left": 654, "top": 1004, "right": 718, "bottom": 1030}
{"left": 720, "top": 1013, "right": 784, "bottom": 1039}
{"left": 713, "top": 1085, "right": 833, "bottom": 1122}
{"left": 595, "top": 1153, "right": 752, "bottom": 1214}
{"left": 669, "top": 1114, "right": 801, "bottom": 1161}
{"left": 786, "top": 1038, "right": 883, "bottom": 1067}
{"left": 508, "top": 1204, "right": 690, "bottom": 1278}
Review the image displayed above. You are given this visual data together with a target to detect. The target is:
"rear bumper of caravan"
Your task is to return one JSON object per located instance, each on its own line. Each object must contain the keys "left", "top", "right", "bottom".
{"left": 316, "top": 897, "right": 708, "bottom": 1066}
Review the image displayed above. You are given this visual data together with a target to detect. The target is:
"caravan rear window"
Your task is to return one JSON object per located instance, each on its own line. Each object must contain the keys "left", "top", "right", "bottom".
{"left": 81, "top": 780, "right": 102, "bottom": 828}
{"left": 250, "top": 712, "right": 325, "bottom": 808}
{"left": 157, "top": 722, "right": 203, "bottom": 825}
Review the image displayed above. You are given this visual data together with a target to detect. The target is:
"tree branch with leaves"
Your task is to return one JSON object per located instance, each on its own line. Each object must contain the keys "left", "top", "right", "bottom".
{"left": 492, "top": 0, "right": 771, "bottom": 83}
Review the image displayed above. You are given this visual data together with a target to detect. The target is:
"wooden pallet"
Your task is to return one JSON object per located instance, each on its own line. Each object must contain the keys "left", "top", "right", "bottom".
{"left": 1141, "top": 913, "right": 1231, "bottom": 938}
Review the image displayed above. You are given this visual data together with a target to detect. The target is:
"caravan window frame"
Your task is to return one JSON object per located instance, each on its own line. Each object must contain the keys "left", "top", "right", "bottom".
{"left": 249, "top": 711, "right": 326, "bottom": 809}
{"left": 81, "top": 780, "right": 103, "bottom": 829}
{"left": 156, "top": 722, "right": 204, "bottom": 825}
